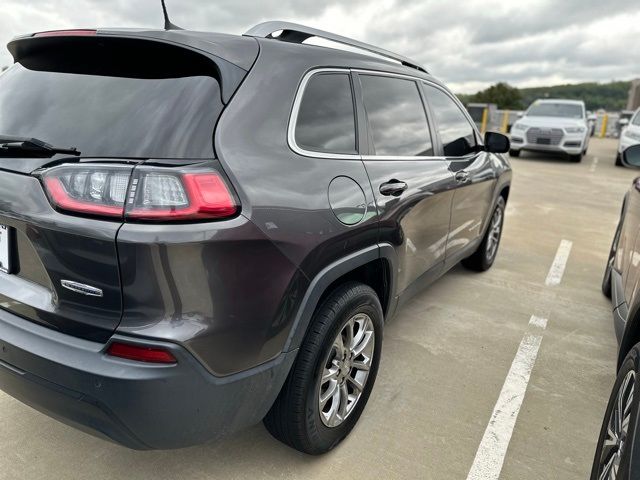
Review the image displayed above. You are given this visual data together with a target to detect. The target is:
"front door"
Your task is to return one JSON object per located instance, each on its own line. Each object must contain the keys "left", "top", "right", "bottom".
{"left": 421, "top": 83, "right": 497, "bottom": 267}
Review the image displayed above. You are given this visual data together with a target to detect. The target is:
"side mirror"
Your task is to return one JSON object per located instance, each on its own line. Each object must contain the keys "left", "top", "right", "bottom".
{"left": 484, "top": 131, "right": 510, "bottom": 154}
{"left": 622, "top": 145, "right": 640, "bottom": 169}
{"left": 517, "top": 112, "right": 523, "bottom": 118}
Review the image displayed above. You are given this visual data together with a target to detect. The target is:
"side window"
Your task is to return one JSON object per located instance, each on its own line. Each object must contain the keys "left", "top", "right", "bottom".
{"left": 633, "top": 113, "right": 640, "bottom": 126}
{"left": 423, "top": 84, "right": 477, "bottom": 157}
{"left": 359, "top": 75, "right": 433, "bottom": 157}
{"left": 295, "top": 73, "right": 356, "bottom": 155}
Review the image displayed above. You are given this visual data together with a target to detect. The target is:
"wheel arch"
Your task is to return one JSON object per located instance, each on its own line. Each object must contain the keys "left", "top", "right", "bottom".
{"left": 618, "top": 302, "right": 640, "bottom": 370}
{"left": 283, "top": 244, "right": 397, "bottom": 353}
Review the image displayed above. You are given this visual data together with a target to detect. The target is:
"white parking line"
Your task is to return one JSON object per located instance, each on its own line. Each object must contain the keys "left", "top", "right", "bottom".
{"left": 589, "top": 157, "right": 599, "bottom": 173}
{"left": 466, "top": 315, "right": 548, "bottom": 480}
{"left": 545, "top": 239, "right": 573, "bottom": 286}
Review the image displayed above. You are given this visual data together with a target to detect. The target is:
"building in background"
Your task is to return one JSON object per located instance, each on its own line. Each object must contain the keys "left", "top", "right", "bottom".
{"left": 628, "top": 79, "right": 640, "bottom": 110}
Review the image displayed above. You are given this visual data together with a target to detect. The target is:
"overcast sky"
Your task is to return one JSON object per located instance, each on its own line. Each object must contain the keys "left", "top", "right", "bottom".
{"left": 1, "top": 0, "right": 639, "bottom": 93}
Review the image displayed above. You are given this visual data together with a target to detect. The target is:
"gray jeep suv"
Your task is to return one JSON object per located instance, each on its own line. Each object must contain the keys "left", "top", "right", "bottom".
{"left": 0, "top": 21, "right": 511, "bottom": 454}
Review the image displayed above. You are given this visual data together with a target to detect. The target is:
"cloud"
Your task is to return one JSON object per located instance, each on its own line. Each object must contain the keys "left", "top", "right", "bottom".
{"left": 1, "top": 0, "right": 639, "bottom": 93}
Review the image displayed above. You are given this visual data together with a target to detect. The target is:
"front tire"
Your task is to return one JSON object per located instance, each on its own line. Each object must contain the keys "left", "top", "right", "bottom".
{"left": 616, "top": 153, "right": 624, "bottom": 167}
{"left": 509, "top": 149, "right": 520, "bottom": 158}
{"left": 590, "top": 344, "right": 640, "bottom": 480}
{"left": 568, "top": 153, "right": 583, "bottom": 163}
{"left": 462, "top": 197, "right": 506, "bottom": 272}
{"left": 264, "top": 282, "right": 383, "bottom": 455}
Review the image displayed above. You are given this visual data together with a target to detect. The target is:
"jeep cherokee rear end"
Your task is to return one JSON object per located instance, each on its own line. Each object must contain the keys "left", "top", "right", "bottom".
{"left": 0, "top": 28, "right": 303, "bottom": 449}
{"left": 0, "top": 22, "right": 512, "bottom": 454}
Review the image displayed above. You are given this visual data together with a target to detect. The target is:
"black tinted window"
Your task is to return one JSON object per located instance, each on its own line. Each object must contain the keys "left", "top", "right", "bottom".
{"left": 0, "top": 38, "right": 224, "bottom": 158}
{"left": 295, "top": 73, "right": 356, "bottom": 154}
{"left": 360, "top": 75, "right": 432, "bottom": 156}
{"left": 424, "top": 85, "right": 477, "bottom": 157}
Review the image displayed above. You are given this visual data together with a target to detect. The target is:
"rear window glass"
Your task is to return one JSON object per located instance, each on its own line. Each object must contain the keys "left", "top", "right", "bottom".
{"left": 295, "top": 73, "right": 357, "bottom": 155}
{"left": 0, "top": 38, "right": 223, "bottom": 158}
{"left": 526, "top": 102, "right": 584, "bottom": 119}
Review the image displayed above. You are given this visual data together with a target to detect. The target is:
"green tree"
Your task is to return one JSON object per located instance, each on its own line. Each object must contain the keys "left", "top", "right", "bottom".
{"left": 466, "top": 82, "right": 523, "bottom": 110}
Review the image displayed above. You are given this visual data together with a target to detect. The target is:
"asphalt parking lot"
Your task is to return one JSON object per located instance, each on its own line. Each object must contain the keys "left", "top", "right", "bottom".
{"left": 0, "top": 138, "right": 633, "bottom": 480}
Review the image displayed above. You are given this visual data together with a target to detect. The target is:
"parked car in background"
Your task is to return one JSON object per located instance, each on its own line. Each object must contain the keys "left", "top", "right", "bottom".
{"left": 509, "top": 99, "right": 590, "bottom": 162}
{"left": 0, "top": 22, "right": 512, "bottom": 454}
{"left": 616, "top": 110, "right": 636, "bottom": 138}
{"left": 595, "top": 144, "right": 640, "bottom": 478}
{"left": 616, "top": 108, "right": 640, "bottom": 167}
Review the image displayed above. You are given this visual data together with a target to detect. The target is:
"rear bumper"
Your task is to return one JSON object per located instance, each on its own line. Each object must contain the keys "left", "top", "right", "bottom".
{"left": 0, "top": 307, "right": 296, "bottom": 449}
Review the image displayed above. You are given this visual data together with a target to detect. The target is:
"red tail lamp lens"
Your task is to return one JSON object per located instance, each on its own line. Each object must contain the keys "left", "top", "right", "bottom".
{"left": 106, "top": 342, "right": 177, "bottom": 364}
{"left": 126, "top": 172, "right": 238, "bottom": 221}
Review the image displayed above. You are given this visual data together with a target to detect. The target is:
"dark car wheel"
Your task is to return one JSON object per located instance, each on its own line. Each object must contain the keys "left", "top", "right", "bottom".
{"left": 616, "top": 153, "right": 624, "bottom": 167}
{"left": 462, "top": 197, "right": 505, "bottom": 272}
{"left": 569, "top": 153, "right": 583, "bottom": 163}
{"left": 603, "top": 220, "right": 622, "bottom": 298}
{"left": 509, "top": 149, "right": 520, "bottom": 157}
{"left": 591, "top": 344, "right": 640, "bottom": 480}
{"left": 264, "top": 282, "right": 383, "bottom": 455}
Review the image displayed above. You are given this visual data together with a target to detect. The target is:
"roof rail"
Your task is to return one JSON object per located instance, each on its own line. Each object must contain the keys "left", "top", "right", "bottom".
{"left": 244, "top": 21, "right": 427, "bottom": 73}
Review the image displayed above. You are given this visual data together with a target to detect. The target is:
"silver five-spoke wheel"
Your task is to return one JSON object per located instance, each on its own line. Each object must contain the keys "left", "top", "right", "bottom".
{"left": 486, "top": 206, "right": 503, "bottom": 261}
{"left": 319, "top": 313, "right": 375, "bottom": 428}
{"left": 598, "top": 370, "right": 635, "bottom": 479}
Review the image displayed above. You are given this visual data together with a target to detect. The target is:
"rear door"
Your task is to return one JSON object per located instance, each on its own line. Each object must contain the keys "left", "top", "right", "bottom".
{"left": 0, "top": 33, "right": 246, "bottom": 342}
{"left": 421, "top": 83, "right": 498, "bottom": 267}
{"left": 355, "top": 72, "right": 456, "bottom": 294}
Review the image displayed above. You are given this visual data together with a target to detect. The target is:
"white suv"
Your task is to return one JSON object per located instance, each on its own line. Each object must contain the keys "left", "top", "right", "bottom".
{"left": 616, "top": 108, "right": 640, "bottom": 166}
{"left": 509, "top": 99, "right": 590, "bottom": 162}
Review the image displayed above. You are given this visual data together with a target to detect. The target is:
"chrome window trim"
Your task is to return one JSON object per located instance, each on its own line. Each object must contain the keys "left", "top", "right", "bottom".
{"left": 288, "top": 68, "right": 361, "bottom": 160}
{"left": 351, "top": 68, "right": 484, "bottom": 145}
{"left": 288, "top": 67, "right": 483, "bottom": 161}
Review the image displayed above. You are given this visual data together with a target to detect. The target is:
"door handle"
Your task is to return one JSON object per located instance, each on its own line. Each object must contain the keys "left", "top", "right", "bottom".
{"left": 455, "top": 171, "right": 470, "bottom": 183}
{"left": 379, "top": 180, "right": 408, "bottom": 197}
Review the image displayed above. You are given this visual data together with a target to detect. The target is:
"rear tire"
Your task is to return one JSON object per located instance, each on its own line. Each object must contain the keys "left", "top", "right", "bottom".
{"left": 462, "top": 197, "right": 505, "bottom": 272}
{"left": 509, "top": 149, "right": 520, "bottom": 157}
{"left": 616, "top": 153, "right": 624, "bottom": 167}
{"left": 264, "top": 282, "right": 383, "bottom": 455}
{"left": 590, "top": 344, "right": 640, "bottom": 480}
{"left": 568, "top": 153, "right": 583, "bottom": 163}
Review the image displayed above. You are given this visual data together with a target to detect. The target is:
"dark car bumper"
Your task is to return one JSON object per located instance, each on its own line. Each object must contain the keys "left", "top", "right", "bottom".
{"left": 0, "top": 306, "right": 296, "bottom": 449}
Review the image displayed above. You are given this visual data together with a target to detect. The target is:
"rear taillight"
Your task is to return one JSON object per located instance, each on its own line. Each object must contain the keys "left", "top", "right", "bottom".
{"left": 127, "top": 172, "right": 238, "bottom": 221}
{"left": 43, "top": 164, "right": 129, "bottom": 218}
{"left": 106, "top": 342, "right": 177, "bottom": 364}
{"left": 41, "top": 164, "right": 238, "bottom": 222}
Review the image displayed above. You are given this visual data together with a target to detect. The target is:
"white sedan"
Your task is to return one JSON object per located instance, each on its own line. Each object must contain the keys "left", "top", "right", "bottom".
{"left": 616, "top": 108, "right": 640, "bottom": 166}
{"left": 509, "top": 99, "right": 590, "bottom": 162}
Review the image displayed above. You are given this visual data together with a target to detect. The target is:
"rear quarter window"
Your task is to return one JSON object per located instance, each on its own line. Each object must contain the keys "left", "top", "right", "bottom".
{"left": 294, "top": 73, "right": 357, "bottom": 155}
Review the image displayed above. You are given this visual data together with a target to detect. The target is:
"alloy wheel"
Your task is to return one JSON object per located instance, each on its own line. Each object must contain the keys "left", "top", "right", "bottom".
{"left": 598, "top": 370, "right": 636, "bottom": 479}
{"left": 486, "top": 206, "right": 503, "bottom": 261}
{"left": 318, "top": 313, "right": 375, "bottom": 428}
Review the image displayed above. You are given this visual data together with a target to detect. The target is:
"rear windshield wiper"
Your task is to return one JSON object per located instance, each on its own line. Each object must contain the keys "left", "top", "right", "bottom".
{"left": 0, "top": 135, "right": 80, "bottom": 158}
